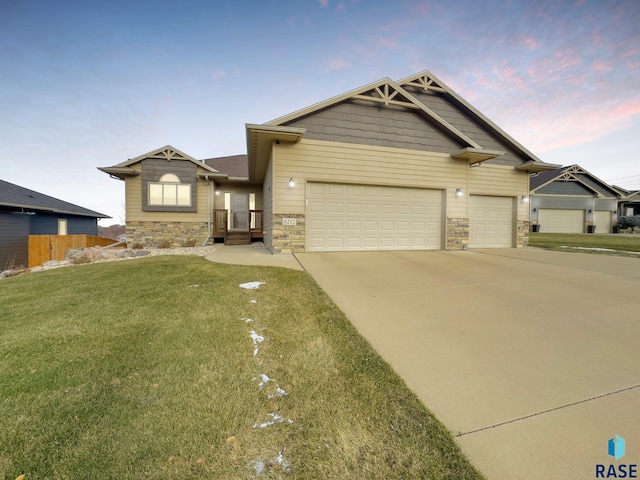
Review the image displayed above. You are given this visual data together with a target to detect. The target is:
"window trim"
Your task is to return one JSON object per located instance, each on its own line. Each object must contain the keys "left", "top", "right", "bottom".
{"left": 148, "top": 173, "right": 192, "bottom": 207}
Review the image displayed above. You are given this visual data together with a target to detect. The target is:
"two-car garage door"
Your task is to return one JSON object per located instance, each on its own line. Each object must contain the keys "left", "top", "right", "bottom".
{"left": 306, "top": 183, "right": 442, "bottom": 251}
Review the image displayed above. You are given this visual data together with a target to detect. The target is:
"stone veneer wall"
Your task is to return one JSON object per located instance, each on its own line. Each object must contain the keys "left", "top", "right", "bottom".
{"left": 126, "top": 221, "right": 209, "bottom": 247}
{"left": 271, "top": 214, "right": 306, "bottom": 254}
{"left": 446, "top": 217, "right": 469, "bottom": 250}
{"left": 517, "top": 219, "right": 530, "bottom": 248}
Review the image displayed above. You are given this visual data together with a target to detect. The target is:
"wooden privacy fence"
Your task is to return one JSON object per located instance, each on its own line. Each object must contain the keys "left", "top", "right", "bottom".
{"left": 28, "top": 235, "right": 117, "bottom": 267}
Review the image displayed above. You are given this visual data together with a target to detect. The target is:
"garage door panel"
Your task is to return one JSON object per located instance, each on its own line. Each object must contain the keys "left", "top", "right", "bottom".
{"left": 470, "top": 195, "right": 514, "bottom": 248}
{"left": 307, "top": 183, "right": 442, "bottom": 252}
{"left": 594, "top": 211, "right": 612, "bottom": 233}
{"left": 538, "top": 209, "right": 584, "bottom": 233}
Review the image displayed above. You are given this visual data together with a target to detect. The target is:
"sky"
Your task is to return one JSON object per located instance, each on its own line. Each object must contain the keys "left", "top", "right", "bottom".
{"left": 1, "top": 0, "right": 639, "bottom": 226}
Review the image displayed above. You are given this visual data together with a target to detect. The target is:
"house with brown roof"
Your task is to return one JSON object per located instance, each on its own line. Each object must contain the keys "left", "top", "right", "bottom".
{"left": 99, "top": 70, "right": 558, "bottom": 253}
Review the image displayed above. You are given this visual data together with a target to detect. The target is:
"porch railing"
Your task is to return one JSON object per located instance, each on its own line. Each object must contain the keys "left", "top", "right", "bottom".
{"left": 212, "top": 209, "right": 263, "bottom": 241}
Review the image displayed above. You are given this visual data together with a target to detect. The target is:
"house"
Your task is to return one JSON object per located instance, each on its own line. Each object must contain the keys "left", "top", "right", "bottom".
{"left": 0, "top": 179, "right": 109, "bottom": 269}
{"left": 99, "top": 70, "right": 559, "bottom": 253}
{"left": 616, "top": 187, "right": 640, "bottom": 217}
{"left": 529, "top": 165, "right": 621, "bottom": 233}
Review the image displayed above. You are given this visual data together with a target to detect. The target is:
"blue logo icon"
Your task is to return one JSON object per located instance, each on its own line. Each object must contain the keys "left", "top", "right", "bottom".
{"left": 608, "top": 435, "right": 626, "bottom": 460}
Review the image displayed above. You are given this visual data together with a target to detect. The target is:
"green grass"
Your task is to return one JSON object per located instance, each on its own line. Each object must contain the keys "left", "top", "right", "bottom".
{"left": 529, "top": 233, "right": 640, "bottom": 254}
{"left": 0, "top": 257, "right": 483, "bottom": 479}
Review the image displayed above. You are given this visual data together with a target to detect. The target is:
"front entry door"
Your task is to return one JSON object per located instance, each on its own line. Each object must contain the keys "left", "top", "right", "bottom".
{"left": 230, "top": 193, "right": 249, "bottom": 231}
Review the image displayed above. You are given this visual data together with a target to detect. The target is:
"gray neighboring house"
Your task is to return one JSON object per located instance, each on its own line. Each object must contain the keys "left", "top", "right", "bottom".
{"left": 0, "top": 179, "right": 108, "bottom": 269}
{"left": 529, "top": 165, "right": 621, "bottom": 233}
{"left": 616, "top": 187, "right": 640, "bottom": 217}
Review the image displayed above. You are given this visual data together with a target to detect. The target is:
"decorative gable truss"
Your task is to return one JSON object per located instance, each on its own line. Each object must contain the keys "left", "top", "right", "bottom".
{"left": 537, "top": 165, "right": 620, "bottom": 198}
{"left": 98, "top": 145, "right": 223, "bottom": 181}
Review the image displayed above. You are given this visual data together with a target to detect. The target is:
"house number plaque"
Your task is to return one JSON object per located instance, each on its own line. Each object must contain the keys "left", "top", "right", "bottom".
{"left": 282, "top": 218, "right": 297, "bottom": 226}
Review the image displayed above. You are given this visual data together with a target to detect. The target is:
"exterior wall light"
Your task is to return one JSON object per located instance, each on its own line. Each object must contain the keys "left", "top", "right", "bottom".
{"left": 455, "top": 188, "right": 464, "bottom": 198}
{"left": 521, "top": 195, "right": 529, "bottom": 204}
{"left": 288, "top": 177, "right": 296, "bottom": 189}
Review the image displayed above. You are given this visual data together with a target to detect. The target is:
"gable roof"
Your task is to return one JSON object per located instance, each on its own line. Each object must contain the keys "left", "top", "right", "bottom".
{"left": 268, "top": 77, "right": 483, "bottom": 149}
{"left": 99, "top": 145, "right": 223, "bottom": 180}
{"left": 0, "top": 179, "right": 108, "bottom": 218}
{"left": 530, "top": 165, "right": 621, "bottom": 198}
{"left": 261, "top": 70, "right": 558, "bottom": 173}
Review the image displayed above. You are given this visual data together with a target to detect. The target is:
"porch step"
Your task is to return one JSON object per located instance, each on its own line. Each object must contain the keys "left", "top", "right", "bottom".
{"left": 225, "top": 231, "right": 251, "bottom": 245}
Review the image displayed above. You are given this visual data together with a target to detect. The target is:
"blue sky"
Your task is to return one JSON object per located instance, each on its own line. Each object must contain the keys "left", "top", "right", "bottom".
{"left": 1, "top": 0, "right": 639, "bottom": 225}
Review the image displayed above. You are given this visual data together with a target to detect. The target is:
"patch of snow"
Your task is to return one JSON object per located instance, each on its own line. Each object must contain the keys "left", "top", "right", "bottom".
{"left": 239, "top": 281, "right": 266, "bottom": 290}
{"left": 255, "top": 374, "right": 270, "bottom": 390}
{"left": 560, "top": 246, "right": 640, "bottom": 255}
{"left": 251, "top": 299, "right": 258, "bottom": 304}
{"left": 253, "top": 412, "right": 289, "bottom": 429}
{"left": 250, "top": 330, "right": 265, "bottom": 356}
{"left": 241, "top": 317, "right": 254, "bottom": 323}
{"left": 267, "top": 386, "right": 288, "bottom": 399}
{"left": 254, "top": 458, "right": 264, "bottom": 476}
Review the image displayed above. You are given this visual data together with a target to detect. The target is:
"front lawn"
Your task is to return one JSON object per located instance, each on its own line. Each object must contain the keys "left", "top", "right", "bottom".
{"left": 0, "top": 257, "right": 483, "bottom": 479}
{"left": 528, "top": 233, "right": 640, "bottom": 254}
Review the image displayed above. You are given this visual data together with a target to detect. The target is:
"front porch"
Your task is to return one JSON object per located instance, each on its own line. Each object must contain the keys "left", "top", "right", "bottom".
{"left": 213, "top": 209, "right": 263, "bottom": 245}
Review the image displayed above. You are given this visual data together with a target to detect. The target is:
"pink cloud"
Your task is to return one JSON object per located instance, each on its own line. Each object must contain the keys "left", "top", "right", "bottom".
{"left": 378, "top": 37, "right": 397, "bottom": 48}
{"left": 323, "top": 56, "right": 351, "bottom": 72}
{"left": 211, "top": 69, "right": 227, "bottom": 81}
{"left": 593, "top": 60, "right": 613, "bottom": 72}
{"left": 319, "top": 0, "right": 329, "bottom": 8}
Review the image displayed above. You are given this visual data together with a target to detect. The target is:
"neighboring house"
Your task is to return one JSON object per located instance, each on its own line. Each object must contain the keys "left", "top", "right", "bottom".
{"left": 99, "top": 70, "right": 559, "bottom": 253}
{"left": 529, "top": 165, "right": 621, "bottom": 233}
{"left": 0, "top": 179, "right": 108, "bottom": 269}
{"left": 616, "top": 187, "right": 640, "bottom": 217}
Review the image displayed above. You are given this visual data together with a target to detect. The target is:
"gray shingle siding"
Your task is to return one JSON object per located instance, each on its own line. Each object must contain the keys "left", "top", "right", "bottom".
{"left": 537, "top": 181, "right": 594, "bottom": 195}
{"left": 141, "top": 159, "right": 197, "bottom": 213}
{"left": 284, "top": 100, "right": 464, "bottom": 154}
{"left": 406, "top": 88, "right": 527, "bottom": 166}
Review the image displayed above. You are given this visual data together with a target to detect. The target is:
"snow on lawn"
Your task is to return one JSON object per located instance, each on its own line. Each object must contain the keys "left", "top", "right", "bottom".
{"left": 239, "top": 281, "right": 266, "bottom": 289}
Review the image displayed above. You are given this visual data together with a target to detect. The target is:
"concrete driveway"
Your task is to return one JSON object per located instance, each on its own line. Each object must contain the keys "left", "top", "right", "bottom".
{"left": 295, "top": 249, "right": 640, "bottom": 479}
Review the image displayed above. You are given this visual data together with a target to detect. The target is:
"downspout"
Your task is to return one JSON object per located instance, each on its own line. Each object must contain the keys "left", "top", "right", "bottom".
{"left": 202, "top": 177, "right": 212, "bottom": 247}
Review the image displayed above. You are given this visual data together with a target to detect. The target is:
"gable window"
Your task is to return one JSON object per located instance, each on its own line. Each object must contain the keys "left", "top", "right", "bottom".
{"left": 148, "top": 173, "right": 191, "bottom": 206}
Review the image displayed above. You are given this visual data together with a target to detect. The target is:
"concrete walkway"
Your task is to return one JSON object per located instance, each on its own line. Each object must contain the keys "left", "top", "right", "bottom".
{"left": 204, "top": 243, "right": 304, "bottom": 271}
{"left": 295, "top": 249, "right": 640, "bottom": 479}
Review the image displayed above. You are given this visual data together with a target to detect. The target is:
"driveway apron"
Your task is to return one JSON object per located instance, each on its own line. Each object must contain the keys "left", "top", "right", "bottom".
{"left": 295, "top": 249, "right": 640, "bottom": 480}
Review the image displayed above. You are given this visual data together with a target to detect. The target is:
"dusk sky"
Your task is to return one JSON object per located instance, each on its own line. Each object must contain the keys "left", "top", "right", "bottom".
{"left": 1, "top": 0, "right": 638, "bottom": 225}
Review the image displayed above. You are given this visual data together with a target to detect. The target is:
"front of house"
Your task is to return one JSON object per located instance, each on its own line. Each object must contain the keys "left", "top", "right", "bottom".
{"left": 99, "top": 71, "right": 558, "bottom": 253}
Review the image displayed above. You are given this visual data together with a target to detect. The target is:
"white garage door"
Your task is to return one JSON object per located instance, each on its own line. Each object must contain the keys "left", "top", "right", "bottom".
{"left": 306, "top": 183, "right": 442, "bottom": 252}
{"left": 594, "top": 211, "right": 612, "bottom": 233}
{"left": 538, "top": 209, "right": 585, "bottom": 233}
{"left": 469, "top": 195, "right": 513, "bottom": 248}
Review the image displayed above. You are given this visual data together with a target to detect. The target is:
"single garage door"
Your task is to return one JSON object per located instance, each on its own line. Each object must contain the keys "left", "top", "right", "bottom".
{"left": 306, "top": 183, "right": 442, "bottom": 252}
{"left": 594, "top": 211, "right": 612, "bottom": 233}
{"left": 469, "top": 195, "right": 513, "bottom": 248}
{"left": 538, "top": 209, "right": 585, "bottom": 233}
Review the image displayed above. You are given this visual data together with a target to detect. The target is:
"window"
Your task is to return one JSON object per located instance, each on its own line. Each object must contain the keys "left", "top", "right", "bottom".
{"left": 58, "top": 219, "right": 67, "bottom": 235}
{"left": 149, "top": 173, "right": 191, "bottom": 206}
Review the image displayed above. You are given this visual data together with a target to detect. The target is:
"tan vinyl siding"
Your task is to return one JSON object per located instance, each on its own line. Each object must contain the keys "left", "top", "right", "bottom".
{"left": 263, "top": 154, "right": 274, "bottom": 250}
{"left": 469, "top": 163, "right": 529, "bottom": 218}
{"left": 273, "top": 138, "right": 466, "bottom": 216}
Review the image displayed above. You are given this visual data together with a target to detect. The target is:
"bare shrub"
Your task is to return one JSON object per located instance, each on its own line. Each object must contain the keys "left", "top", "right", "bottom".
{"left": 183, "top": 239, "right": 197, "bottom": 247}
{"left": 157, "top": 239, "right": 172, "bottom": 249}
